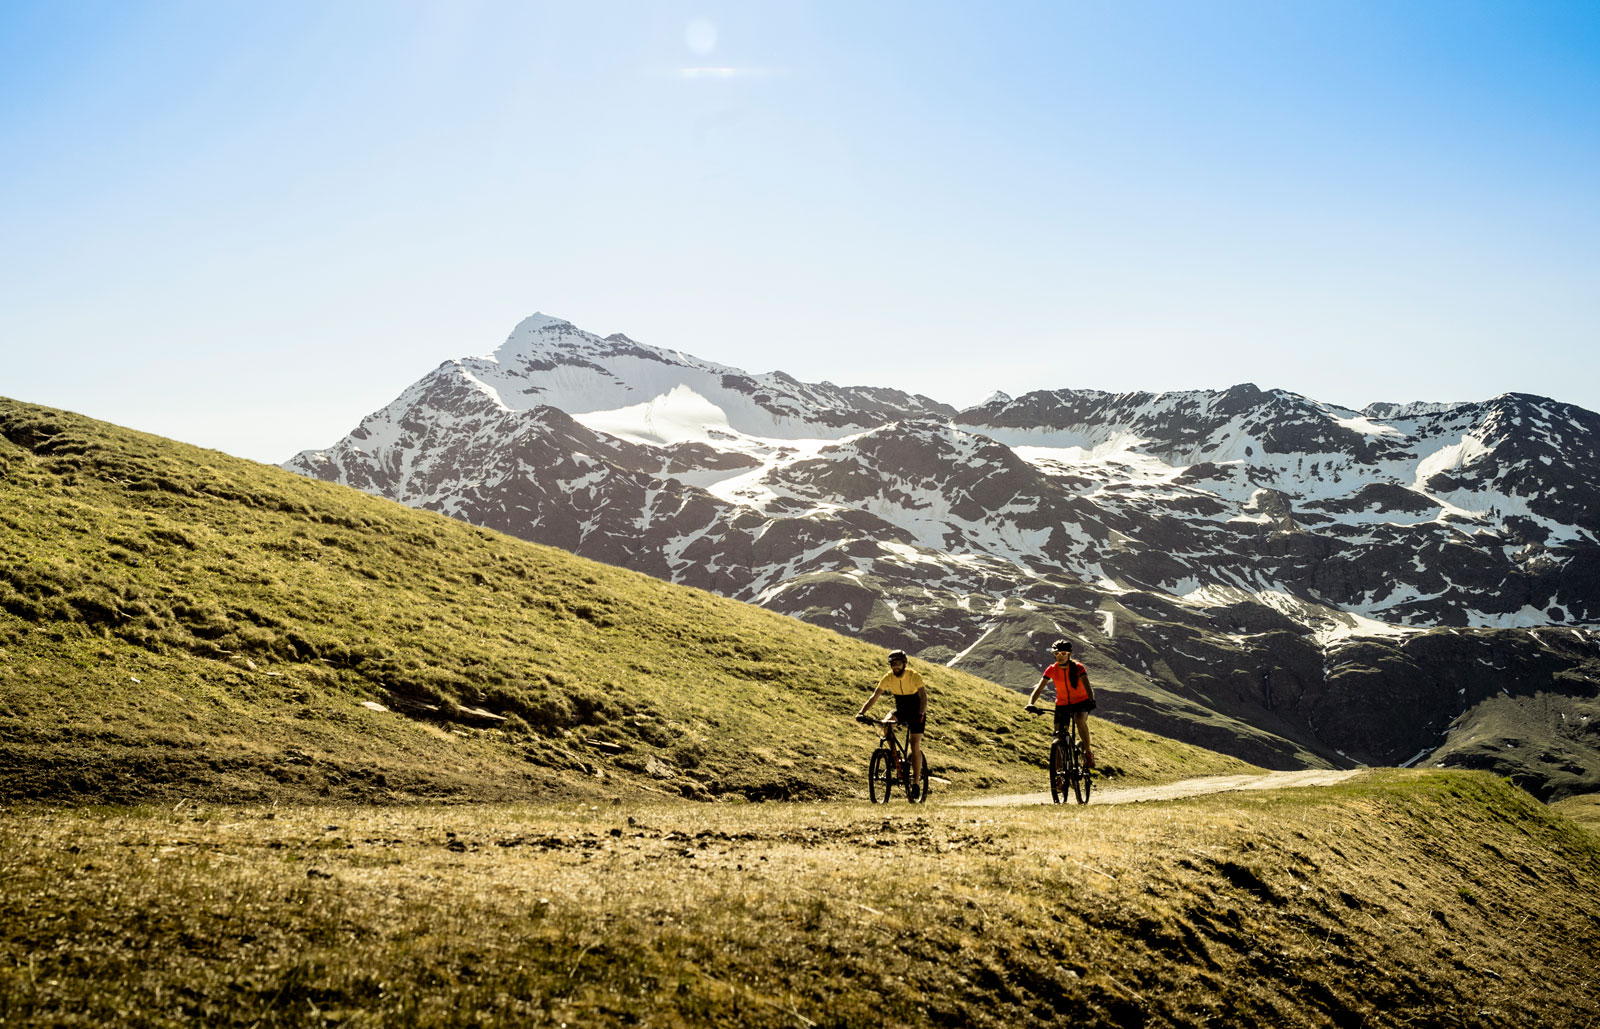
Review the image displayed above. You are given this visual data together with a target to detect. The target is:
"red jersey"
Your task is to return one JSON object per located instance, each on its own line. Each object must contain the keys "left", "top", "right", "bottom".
{"left": 1042, "top": 660, "right": 1091, "bottom": 706}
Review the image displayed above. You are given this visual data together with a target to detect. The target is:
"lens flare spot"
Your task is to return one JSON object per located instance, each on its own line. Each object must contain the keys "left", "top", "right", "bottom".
{"left": 686, "top": 19, "right": 717, "bottom": 56}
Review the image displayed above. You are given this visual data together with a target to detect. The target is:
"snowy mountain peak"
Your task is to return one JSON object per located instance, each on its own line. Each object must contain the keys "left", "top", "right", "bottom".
{"left": 481, "top": 313, "right": 594, "bottom": 367}
{"left": 508, "top": 312, "right": 573, "bottom": 336}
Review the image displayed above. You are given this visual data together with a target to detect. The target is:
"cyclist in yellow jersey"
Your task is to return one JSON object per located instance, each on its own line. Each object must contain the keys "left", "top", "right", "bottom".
{"left": 857, "top": 649, "right": 927, "bottom": 788}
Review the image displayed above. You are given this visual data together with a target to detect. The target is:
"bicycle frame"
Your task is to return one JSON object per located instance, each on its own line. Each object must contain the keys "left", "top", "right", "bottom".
{"left": 863, "top": 716, "right": 927, "bottom": 804}
{"left": 1050, "top": 715, "right": 1091, "bottom": 805}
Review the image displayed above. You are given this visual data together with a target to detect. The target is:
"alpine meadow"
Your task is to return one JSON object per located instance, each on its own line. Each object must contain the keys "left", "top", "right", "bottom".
{"left": 7, "top": 0, "right": 1600, "bottom": 1024}
{"left": 4, "top": 397, "right": 1600, "bottom": 1029}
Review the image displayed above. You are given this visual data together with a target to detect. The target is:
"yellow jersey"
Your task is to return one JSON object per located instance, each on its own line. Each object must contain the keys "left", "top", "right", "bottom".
{"left": 878, "top": 668, "right": 926, "bottom": 697}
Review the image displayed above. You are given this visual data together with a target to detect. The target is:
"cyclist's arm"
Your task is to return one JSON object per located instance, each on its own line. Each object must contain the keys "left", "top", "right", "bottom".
{"left": 857, "top": 686, "right": 884, "bottom": 719}
{"left": 1025, "top": 676, "right": 1049, "bottom": 706}
{"left": 917, "top": 685, "right": 927, "bottom": 723}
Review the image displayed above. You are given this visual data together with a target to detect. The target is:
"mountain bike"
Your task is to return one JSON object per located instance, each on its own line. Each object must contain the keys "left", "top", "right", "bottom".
{"left": 1027, "top": 705, "right": 1091, "bottom": 804}
{"left": 856, "top": 714, "right": 928, "bottom": 804}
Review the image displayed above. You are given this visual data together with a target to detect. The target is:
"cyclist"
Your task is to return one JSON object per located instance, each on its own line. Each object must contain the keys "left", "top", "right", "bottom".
{"left": 857, "top": 649, "right": 927, "bottom": 790}
{"left": 1025, "top": 638, "right": 1096, "bottom": 769}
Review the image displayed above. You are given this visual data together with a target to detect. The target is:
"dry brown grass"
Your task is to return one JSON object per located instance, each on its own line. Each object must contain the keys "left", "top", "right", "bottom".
{"left": 4, "top": 769, "right": 1597, "bottom": 1028}
{"left": 1552, "top": 792, "right": 1600, "bottom": 837}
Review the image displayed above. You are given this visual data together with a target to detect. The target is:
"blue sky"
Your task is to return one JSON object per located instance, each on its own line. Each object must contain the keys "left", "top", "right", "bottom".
{"left": 3, "top": 1, "right": 1597, "bottom": 463}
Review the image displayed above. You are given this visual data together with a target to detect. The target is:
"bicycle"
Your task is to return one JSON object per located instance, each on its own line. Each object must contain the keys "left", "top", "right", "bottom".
{"left": 855, "top": 714, "right": 929, "bottom": 804}
{"left": 1026, "top": 704, "right": 1091, "bottom": 804}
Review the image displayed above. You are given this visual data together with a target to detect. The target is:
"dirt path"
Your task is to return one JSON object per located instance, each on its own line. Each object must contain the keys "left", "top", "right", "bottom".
{"left": 951, "top": 768, "right": 1366, "bottom": 807}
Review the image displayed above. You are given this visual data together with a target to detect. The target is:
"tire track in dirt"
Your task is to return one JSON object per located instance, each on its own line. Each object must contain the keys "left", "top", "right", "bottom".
{"left": 951, "top": 768, "right": 1366, "bottom": 807}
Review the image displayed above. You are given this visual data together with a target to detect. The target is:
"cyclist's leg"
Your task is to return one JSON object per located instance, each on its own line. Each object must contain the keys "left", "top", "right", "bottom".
{"left": 890, "top": 697, "right": 917, "bottom": 771}
{"left": 1074, "top": 709, "right": 1094, "bottom": 768}
{"left": 899, "top": 693, "right": 927, "bottom": 789}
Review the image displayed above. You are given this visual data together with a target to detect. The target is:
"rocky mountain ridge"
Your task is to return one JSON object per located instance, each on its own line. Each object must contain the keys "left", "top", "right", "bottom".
{"left": 285, "top": 314, "right": 1600, "bottom": 797}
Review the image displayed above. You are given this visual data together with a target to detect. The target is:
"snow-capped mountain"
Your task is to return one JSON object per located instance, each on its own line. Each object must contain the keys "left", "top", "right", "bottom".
{"left": 286, "top": 314, "right": 1600, "bottom": 797}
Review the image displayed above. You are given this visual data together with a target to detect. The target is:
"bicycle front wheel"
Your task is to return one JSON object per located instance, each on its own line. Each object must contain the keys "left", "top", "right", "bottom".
{"left": 869, "top": 747, "right": 893, "bottom": 803}
{"left": 909, "top": 751, "right": 929, "bottom": 804}
{"left": 1049, "top": 741, "right": 1066, "bottom": 804}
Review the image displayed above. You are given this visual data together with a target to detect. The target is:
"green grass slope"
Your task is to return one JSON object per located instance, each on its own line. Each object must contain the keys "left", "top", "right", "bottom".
{"left": 0, "top": 398, "right": 1257, "bottom": 804}
{"left": 4, "top": 771, "right": 1597, "bottom": 1027}
{"left": 1425, "top": 691, "right": 1600, "bottom": 801}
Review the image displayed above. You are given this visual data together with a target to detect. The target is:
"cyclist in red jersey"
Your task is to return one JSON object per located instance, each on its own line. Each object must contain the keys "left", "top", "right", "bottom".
{"left": 1025, "top": 638, "right": 1096, "bottom": 769}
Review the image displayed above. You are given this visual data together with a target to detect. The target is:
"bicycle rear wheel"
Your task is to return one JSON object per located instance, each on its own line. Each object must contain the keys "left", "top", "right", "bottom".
{"left": 869, "top": 747, "right": 893, "bottom": 803}
{"left": 1069, "top": 738, "right": 1091, "bottom": 804}
{"left": 1049, "top": 740, "right": 1066, "bottom": 804}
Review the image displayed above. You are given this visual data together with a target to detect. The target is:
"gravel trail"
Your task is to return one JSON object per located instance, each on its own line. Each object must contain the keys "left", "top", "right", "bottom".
{"left": 952, "top": 768, "right": 1366, "bottom": 807}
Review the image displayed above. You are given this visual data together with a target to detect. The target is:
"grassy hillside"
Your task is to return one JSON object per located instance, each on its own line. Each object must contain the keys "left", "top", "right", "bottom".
{"left": 1426, "top": 690, "right": 1600, "bottom": 800}
{"left": 4, "top": 770, "right": 1597, "bottom": 1027}
{"left": 1552, "top": 792, "right": 1600, "bottom": 836}
{"left": 0, "top": 398, "right": 1257, "bottom": 804}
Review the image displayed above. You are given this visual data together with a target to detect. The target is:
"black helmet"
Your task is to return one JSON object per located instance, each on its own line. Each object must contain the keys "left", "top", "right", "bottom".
{"left": 887, "top": 649, "right": 908, "bottom": 665}
{"left": 1050, "top": 638, "right": 1073, "bottom": 653}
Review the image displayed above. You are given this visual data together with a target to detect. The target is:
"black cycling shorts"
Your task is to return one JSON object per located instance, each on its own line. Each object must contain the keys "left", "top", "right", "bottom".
{"left": 893, "top": 693, "right": 927, "bottom": 734}
{"left": 1054, "top": 700, "right": 1095, "bottom": 731}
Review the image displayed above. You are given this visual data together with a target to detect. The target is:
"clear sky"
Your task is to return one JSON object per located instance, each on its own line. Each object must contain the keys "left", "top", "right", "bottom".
{"left": 3, "top": 1, "right": 1597, "bottom": 464}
